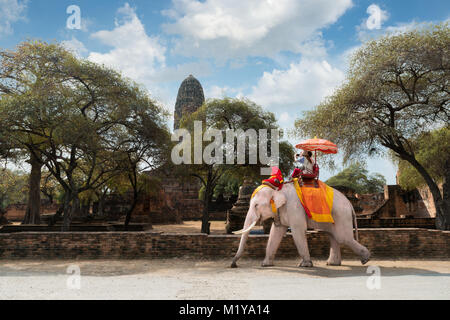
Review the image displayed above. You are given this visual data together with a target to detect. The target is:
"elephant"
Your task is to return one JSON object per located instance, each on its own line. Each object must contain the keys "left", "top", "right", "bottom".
{"left": 231, "top": 181, "right": 371, "bottom": 268}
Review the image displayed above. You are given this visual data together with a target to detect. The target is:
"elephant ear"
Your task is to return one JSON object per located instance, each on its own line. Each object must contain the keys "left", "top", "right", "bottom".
{"left": 272, "top": 191, "right": 287, "bottom": 209}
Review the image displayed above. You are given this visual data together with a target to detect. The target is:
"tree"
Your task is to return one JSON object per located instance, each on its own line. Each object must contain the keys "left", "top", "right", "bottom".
{"left": 0, "top": 169, "right": 28, "bottom": 209}
{"left": 213, "top": 172, "right": 241, "bottom": 200}
{"left": 326, "top": 162, "right": 386, "bottom": 194}
{"left": 40, "top": 170, "right": 61, "bottom": 205}
{"left": 111, "top": 103, "right": 171, "bottom": 227}
{"left": 179, "top": 98, "right": 294, "bottom": 233}
{"left": 294, "top": 24, "right": 450, "bottom": 229}
{"left": 0, "top": 40, "right": 170, "bottom": 229}
{"left": 396, "top": 127, "right": 449, "bottom": 190}
{"left": 0, "top": 40, "right": 83, "bottom": 224}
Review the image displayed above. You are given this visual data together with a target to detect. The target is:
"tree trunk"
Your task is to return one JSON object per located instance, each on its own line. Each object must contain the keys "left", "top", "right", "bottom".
{"left": 81, "top": 201, "right": 90, "bottom": 217}
{"left": 48, "top": 205, "right": 64, "bottom": 227}
{"left": 92, "top": 201, "right": 99, "bottom": 216}
{"left": 401, "top": 152, "right": 449, "bottom": 230}
{"left": 201, "top": 190, "right": 211, "bottom": 234}
{"left": 124, "top": 190, "right": 138, "bottom": 228}
{"left": 62, "top": 191, "right": 77, "bottom": 231}
{"left": 97, "top": 192, "right": 106, "bottom": 217}
{"left": 437, "top": 158, "right": 450, "bottom": 230}
{"left": 201, "top": 170, "right": 212, "bottom": 234}
{"left": 22, "top": 153, "right": 42, "bottom": 225}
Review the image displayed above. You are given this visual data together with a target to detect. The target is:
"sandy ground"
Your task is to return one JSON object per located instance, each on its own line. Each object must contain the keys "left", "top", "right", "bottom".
{"left": 0, "top": 258, "right": 448, "bottom": 300}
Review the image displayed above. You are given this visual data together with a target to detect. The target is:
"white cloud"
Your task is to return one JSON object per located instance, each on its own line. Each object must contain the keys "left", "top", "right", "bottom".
{"left": 249, "top": 58, "right": 345, "bottom": 111}
{"left": 61, "top": 37, "right": 88, "bottom": 57}
{"left": 337, "top": 44, "right": 361, "bottom": 72}
{"left": 0, "top": 0, "right": 27, "bottom": 36}
{"left": 84, "top": 3, "right": 213, "bottom": 114}
{"left": 205, "top": 85, "right": 244, "bottom": 99}
{"left": 162, "top": 0, "right": 353, "bottom": 60}
{"left": 357, "top": 17, "right": 441, "bottom": 43}
{"left": 203, "top": 57, "right": 346, "bottom": 130}
{"left": 279, "top": 112, "right": 290, "bottom": 123}
{"left": 150, "top": 61, "right": 212, "bottom": 83}
{"left": 385, "top": 21, "right": 424, "bottom": 34}
{"left": 88, "top": 3, "right": 166, "bottom": 82}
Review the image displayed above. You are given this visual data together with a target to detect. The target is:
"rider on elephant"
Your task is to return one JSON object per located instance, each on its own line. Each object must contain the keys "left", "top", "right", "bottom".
{"left": 292, "top": 151, "right": 319, "bottom": 180}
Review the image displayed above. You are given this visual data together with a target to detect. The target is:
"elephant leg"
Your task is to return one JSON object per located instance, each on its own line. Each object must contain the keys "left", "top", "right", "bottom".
{"left": 344, "top": 239, "right": 371, "bottom": 265}
{"left": 327, "top": 233, "right": 341, "bottom": 266}
{"left": 290, "top": 226, "right": 313, "bottom": 267}
{"left": 262, "top": 223, "right": 287, "bottom": 267}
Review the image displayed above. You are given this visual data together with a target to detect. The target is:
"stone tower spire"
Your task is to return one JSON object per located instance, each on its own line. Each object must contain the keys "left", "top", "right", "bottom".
{"left": 174, "top": 75, "right": 205, "bottom": 130}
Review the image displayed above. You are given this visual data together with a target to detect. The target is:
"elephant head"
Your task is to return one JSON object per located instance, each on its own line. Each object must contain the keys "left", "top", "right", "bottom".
{"left": 231, "top": 186, "right": 286, "bottom": 268}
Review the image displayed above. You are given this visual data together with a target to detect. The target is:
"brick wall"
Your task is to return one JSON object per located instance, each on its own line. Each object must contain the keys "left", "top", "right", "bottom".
{"left": 356, "top": 218, "right": 436, "bottom": 229}
{"left": 0, "top": 228, "right": 448, "bottom": 260}
{"left": 5, "top": 203, "right": 60, "bottom": 221}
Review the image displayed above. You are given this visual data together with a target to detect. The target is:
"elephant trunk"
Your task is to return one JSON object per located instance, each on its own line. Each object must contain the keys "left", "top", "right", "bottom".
{"left": 231, "top": 210, "right": 259, "bottom": 268}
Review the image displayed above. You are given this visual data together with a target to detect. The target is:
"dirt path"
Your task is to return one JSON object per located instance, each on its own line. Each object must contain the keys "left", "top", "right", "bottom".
{"left": 0, "top": 258, "right": 448, "bottom": 299}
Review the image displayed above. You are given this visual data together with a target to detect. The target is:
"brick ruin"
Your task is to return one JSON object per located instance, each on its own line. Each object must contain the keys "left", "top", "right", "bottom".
{"left": 357, "top": 184, "right": 442, "bottom": 218}
{"left": 4, "top": 201, "right": 59, "bottom": 223}
{"left": 132, "top": 176, "right": 204, "bottom": 224}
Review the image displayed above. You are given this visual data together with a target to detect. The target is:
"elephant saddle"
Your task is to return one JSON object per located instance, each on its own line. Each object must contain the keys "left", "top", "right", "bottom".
{"left": 293, "top": 178, "right": 334, "bottom": 223}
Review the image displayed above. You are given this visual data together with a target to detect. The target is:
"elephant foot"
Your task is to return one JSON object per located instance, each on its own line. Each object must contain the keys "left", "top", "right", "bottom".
{"left": 360, "top": 256, "right": 370, "bottom": 265}
{"left": 230, "top": 260, "right": 238, "bottom": 268}
{"left": 361, "top": 251, "right": 371, "bottom": 265}
{"left": 261, "top": 261, "right": 274, "bottom": 267}
{"left": 326, "top": 260, "right": 341, "bottom": 266}
{"left": 298, "top": 260, "right": 313, "bottom": 268}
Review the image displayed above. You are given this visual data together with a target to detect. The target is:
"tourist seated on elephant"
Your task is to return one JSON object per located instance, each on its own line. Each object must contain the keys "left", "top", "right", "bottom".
{"left": 292, "top": 151, "right": 318, "bottom": 180}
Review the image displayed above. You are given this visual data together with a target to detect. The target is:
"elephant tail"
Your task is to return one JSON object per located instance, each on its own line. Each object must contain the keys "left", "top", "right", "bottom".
{"left": 352, "top": 207, "right": 359, "bottom": 242}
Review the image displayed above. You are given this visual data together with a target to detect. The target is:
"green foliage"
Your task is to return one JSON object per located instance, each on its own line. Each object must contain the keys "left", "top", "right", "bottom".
{"left": 0, "top": 40, "right": 170, "bottom": 191}
{"left": 179, "top": 97, "right": 294, "bottom": 189}
{"left": 293, "top": 24, "right": 449, "bottom": 227}
{"left": 326, "top": 162, "right": 386, "bottom": 194}
{"left": 397, "top": 127, "right": 449, "bottom": 190}
{"left": 0, "top": 169, "right": 28, "bottom": 208}
{"left": 212, "top": 171, "right": 243, "bottom": 200}
{"left": 0, "top": 40, "right": 171, "bottom": 226}
{"left": 294, "top": 23, "right": 449, "bottom": 165}
{"left": 40, "top": 170, "right": 63, "bottom": 204}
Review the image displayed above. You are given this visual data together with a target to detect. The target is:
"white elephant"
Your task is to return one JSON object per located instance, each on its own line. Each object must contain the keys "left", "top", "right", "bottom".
{"left": 231, "top": 182, "right": 371, "bottom": 268}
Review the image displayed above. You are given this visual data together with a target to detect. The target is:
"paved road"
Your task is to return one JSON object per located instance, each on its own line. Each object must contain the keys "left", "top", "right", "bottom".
{"left": 0, "top": 259, "right": 448, "bottom": 299}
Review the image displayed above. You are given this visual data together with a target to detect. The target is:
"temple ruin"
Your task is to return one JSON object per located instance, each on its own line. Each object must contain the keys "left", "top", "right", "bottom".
{"left": 173, "top": 75, "right": 205, "bottom": 130}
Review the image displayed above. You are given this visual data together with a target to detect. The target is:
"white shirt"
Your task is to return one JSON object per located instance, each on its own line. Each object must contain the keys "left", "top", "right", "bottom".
{"left": 304, "top": 158, "right": 314, "bottom": 174}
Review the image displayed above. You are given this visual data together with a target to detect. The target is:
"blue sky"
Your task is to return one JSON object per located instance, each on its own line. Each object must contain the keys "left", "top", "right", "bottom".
{"left": 1, "top": 0, "right": 449, "bottom": 183}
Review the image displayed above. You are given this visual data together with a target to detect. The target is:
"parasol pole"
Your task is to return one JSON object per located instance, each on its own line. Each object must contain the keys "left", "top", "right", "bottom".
{"left": 314, "top": 136, "right": 317, "bottom": 164}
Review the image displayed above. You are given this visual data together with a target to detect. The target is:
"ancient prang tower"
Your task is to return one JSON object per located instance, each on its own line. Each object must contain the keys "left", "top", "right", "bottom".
{"left": 174, "top": 75, "right": 205, "bottom": 130}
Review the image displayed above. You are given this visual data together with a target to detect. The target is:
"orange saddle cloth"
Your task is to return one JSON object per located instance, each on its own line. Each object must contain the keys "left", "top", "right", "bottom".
{"left": 293, "top": 178, "right": 334, "bottom": 223}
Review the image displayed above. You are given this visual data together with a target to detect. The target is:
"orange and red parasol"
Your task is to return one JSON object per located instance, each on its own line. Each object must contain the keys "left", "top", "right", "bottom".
{"left": 295, "top": 137, "right": 338, "bottom": 154}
